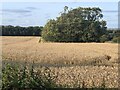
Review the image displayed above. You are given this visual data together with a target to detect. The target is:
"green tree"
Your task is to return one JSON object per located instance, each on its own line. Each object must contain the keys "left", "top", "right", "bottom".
{"left": 1, "top": 25, "right": 43, "bottom": 36}
{"left": 64, "top": 6, "right": 68, "bottom": 13}
{"left": 42, "top": 6, "right": 107, "bottom": 42}
{"left": 100, "top": 35, "right": 108, "bottom": 43}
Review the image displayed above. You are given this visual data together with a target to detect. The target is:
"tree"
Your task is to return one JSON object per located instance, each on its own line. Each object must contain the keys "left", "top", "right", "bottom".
{"left": 1, "top": 25, "right": 43, "bottom": 36}
{"left": 64, "top": 6, "right": 68, "bottom": 13}
{"left": 42, "top": 6, "right": 107, "bottom": 42}
{"left": 112, "top": 37, "right": 120, "bottom": 43}
{"left": 100, "top": 35, "right": 108, "bottom": 42}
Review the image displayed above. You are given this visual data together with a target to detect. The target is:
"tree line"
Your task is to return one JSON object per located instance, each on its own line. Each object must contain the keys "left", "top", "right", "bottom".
{"left": 0, "top": 26, "right": 119, "bottom": 43}
{"left": 0, "top": 25, "right": 43, "bottom": 36}
{"left": 104, "top": 29, "right": 120, "bottom": 43}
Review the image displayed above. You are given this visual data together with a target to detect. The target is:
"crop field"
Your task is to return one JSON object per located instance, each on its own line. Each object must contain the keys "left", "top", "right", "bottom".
{"left": 2, "top": 36, "right": 119, "bottom": 88}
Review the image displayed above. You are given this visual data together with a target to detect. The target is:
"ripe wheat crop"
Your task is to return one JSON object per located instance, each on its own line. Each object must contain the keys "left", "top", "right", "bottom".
{"left": 2, "top": 36, "right": 119, "bottom": 88}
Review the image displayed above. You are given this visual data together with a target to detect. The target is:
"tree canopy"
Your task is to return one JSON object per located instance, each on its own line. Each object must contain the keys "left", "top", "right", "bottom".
{"left": 1, "top": 25, "right": 43, "bottom": 36}
{"left": 42, "top": 7, "right": 107, "bottom": 42}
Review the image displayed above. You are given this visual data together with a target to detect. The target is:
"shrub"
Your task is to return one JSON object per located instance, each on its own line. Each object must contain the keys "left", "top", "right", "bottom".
{"left": 112, "top": 37, "right": 120, "bottom": 43}
{"left": 100, "top": 35, "right": 108, "bottom": 43}
{"left": 2, "top": 63, "right": 57, "bottom": 89}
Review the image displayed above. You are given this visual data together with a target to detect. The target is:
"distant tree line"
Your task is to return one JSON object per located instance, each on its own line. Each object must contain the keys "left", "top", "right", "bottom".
{"left": 104, "top": 29, "right": 120, "bottom": 43}
{"left": 0, "top": 25, "right": 119, "bottom": 43}
{"left": 0, "top": 25, "right": 43, "bottom": 36}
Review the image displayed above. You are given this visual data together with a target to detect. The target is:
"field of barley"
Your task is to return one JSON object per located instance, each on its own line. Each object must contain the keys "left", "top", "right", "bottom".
{"left": 2, "top": 36, "right": 119, "bottom": 88}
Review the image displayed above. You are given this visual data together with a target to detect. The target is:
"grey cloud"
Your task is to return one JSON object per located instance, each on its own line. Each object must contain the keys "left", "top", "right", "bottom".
{"left": 2, "top": 9, "right": 31, "bottom": 14}
{"left": 2, "top": 8, "right": 33, "bottom": 17}
{"left": 26, "top": 7, "right": 37, "bottom": 10}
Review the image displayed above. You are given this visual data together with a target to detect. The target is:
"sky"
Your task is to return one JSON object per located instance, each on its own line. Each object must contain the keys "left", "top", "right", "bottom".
{"left": 0, "top": 1, "right": 119, "bottom": 28}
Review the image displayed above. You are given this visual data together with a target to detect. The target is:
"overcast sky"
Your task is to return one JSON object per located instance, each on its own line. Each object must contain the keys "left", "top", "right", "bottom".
{"left": 0, "top": 1, "right": 119, "bottom": 28}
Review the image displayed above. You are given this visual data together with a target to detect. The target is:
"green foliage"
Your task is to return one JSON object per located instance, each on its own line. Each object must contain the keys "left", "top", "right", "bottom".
{"left": 112, "top": 37, "right": 120, "bottom": 43}
{"left": 42, "top": 6, "right": 107, "bottom": 42}
{"left": 2, "top": 63, "right": 56, "bottom": 89}
{"left": 100, "top": 35, "right": 108, "bottom": 43}
{"left": 106, "top": 29, "right": 120, "bottom": 41}
{"left": 1, "top": 25, "right": 43, "bottom": 36}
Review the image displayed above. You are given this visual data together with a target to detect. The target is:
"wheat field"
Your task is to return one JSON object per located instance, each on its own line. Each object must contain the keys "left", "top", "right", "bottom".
{"left": 2, "top": 36, "right": 119, "bottom": 88}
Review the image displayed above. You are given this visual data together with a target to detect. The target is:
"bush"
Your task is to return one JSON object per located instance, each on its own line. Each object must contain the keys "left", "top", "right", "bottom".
{"left": 100, "top": 35, "right": 108, "bottom": 43}
{"left": 112, "top": 37, "right": 120, "bottom": 43}
{"left": 2, "top": 63, "right": 57, "bottom": 89}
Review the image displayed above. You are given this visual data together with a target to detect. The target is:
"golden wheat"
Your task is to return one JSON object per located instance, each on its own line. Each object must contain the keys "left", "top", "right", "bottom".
{"left": 2, "top": 36, "right": 119, "bottom": 88}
